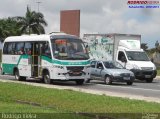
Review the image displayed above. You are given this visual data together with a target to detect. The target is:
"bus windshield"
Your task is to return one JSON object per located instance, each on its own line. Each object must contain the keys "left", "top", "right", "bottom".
{"left": 126, "top": 51, "right": 150, "bottom": 61}
{"left": 51, "top": 38, "right": 89, "bottom": 60}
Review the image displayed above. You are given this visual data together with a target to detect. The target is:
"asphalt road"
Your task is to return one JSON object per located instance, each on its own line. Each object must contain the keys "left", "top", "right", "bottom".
{"left": 0, "top": 75, "right": 160, "bottom": 102}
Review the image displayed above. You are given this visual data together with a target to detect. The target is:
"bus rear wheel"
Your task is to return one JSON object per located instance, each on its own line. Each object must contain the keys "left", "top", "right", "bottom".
{"left": 14, "top": 69, "right": 26, "bottom": 81}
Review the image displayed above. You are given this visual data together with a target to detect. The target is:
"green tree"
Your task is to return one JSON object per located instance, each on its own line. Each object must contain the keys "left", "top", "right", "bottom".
{"left": 14, "top": 6, "right": 47, "bottom": 34}
{"left": 0, "top": 18, "right": 21, "bottom": 42}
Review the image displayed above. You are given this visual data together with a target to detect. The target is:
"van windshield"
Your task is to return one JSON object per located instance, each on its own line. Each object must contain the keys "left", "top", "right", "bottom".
{"left": 51, "top": 38, "right": 89, "bottom": 60}
{"left": 126, "top": 51, "right": 150, "bottom": 61}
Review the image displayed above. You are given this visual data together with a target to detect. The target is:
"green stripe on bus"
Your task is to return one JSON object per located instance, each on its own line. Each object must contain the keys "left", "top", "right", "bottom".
{"left": 2, "top": 55, "right": 28, "bottom": 74}
{"left": 17, "top": 55, "right": 29, "bottom": 65}
{"left": 2, "top": 55, "right": 90, "bottom": 74}
{"left": 2, "top": 63, "right": 16, "bottom": 74}
{"left": 41, "top": 56, "right": 90, "bottom": 66}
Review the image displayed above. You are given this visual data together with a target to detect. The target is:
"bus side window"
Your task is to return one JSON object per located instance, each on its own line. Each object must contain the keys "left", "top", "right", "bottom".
{"left": 24, "top": 42, "right": 31, "bottom": 55}
{"left": 15, "top": 42, "right": 25, "bottom": 55}
{"left": 12, "top": 43, "right": 16, "bottom": 55}
{"left": 7, "top": 43, "right": 13, "bottom": 54}
{"left": 3, "top": 43, "right": 8, "bottom": 54}
{"left": 42, "top": 42, "right": 51, "bottom": 58}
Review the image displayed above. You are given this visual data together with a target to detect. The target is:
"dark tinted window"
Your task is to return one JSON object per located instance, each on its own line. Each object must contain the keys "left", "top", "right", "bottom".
{"left": 8, "top": 43, "right": 13, "bottom": 54}
{"left": 118, "top": 51, "right": 126, "bottom": 61}
{"left": 3, "top": 43, "right": 8, "bottom": 54}
{"left": 15, "top": 42, "right": 25, "bottom": 55}
{"left": 96, "top": 62, "right": 103, "bottom": 69}
{"left": 41, "top": 42, "right": 51, "bottom": 58}
{"left": 24, "top": 42, "right": 32, "bottom": 55}
{"left": 3, "top": 42, "right": 16, "bottom": 54}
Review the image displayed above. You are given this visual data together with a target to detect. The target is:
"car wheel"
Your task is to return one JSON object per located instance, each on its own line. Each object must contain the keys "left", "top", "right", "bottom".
{"left": 86, "top": 79, "right": 91, "bottom": 83}
{"left": 104, "top": 76, "right": 112, "bottom": 85}
{"left": 146, "top": 78, "right": 153, "bottom": 83}
{"left": 76, "top": 79, "right": 84, "bottom": 85}
{"left": 127, "top": 82, "right": 133, "bottom": 85}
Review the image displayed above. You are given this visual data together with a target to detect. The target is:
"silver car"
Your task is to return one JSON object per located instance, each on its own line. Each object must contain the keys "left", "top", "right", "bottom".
{"left": 89, "top": 60, "right": 135, "bottom": 85}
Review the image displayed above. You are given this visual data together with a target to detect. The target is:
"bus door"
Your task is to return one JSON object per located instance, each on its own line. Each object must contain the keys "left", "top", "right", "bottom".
{"left": 31, "top": 42, "right": 39, "bottom": 77}
{"left": 31, "top": 42, "right": 46, "bottom": 77}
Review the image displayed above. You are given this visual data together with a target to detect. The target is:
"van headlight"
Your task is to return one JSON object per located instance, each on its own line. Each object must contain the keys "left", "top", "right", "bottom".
{"left": 153, "top": 65, "right": 157, "bottom": 70}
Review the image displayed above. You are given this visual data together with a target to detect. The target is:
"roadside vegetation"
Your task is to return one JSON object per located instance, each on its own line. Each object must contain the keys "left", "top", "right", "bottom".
{"left": 0, "top": 81, "right": 160, "bottom": 118}
{"left": 157, "top": 67, "right": 160, "bottom": 76}
{"left": 0, "top": 6, "right": 47, "bottom": 42}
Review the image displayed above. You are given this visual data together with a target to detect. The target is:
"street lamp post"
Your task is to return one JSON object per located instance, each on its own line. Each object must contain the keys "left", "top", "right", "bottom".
{"left": 36, "top": 1, "right": 41, "bottom": 13}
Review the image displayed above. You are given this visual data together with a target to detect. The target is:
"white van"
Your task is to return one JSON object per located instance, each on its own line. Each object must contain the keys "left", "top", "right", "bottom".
{"left": 83, "top": 33, "right": 157, "bottom": 82}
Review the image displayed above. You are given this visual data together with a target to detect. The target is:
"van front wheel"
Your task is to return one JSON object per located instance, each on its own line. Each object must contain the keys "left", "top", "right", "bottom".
{"left": 146, "top": 78, "right": 153, "bottom": 83}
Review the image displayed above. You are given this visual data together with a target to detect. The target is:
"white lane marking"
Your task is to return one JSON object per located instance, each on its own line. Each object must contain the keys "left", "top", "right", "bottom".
{"left": 96, "top": 84, "right": 160, "bottom": 92}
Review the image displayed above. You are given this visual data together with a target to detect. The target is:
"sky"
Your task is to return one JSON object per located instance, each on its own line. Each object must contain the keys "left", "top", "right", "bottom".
{"left": 0, "top": 0, "right": 160, "bottom": 48}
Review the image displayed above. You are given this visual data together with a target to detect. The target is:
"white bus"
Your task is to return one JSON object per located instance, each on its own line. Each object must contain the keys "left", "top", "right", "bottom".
{"left": 1, "top": 33, "right": 90, "bottom": 85}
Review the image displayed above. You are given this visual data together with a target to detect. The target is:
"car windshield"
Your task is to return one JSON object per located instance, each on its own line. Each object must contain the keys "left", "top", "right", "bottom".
{"left": 104, "top": 61, "right": 124, "bottom": 69}
{"left": 126, "top": 51, "right": 150, "bottom": 61}
{"left": 51, "top": 38, "right": 89, "bottom": 60}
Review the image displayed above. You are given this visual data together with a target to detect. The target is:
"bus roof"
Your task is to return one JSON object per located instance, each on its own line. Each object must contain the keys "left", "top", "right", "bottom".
{"left": 4, "top": 33, "right": 80, "bottom": 42}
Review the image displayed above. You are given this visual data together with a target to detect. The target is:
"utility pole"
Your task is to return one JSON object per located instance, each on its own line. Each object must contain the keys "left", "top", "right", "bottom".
{"left": 36, "top": 1, "right": 41, "bottom": 13}
{"left": 36, "top": 1, "right": 41, "bottom": 34}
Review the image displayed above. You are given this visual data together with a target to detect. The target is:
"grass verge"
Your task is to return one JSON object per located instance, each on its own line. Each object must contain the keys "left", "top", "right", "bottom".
{"left": 0, "top": 81, "right": 160, "bottom": 118}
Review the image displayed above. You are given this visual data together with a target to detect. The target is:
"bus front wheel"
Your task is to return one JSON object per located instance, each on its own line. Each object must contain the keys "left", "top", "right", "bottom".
{"left": 43, "top": 72, "right": 51, "bottom": 84}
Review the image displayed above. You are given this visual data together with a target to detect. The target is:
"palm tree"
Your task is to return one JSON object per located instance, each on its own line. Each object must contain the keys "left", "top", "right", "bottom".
{"left": 14, "top": 6, "right": 47, "bottom": 35}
